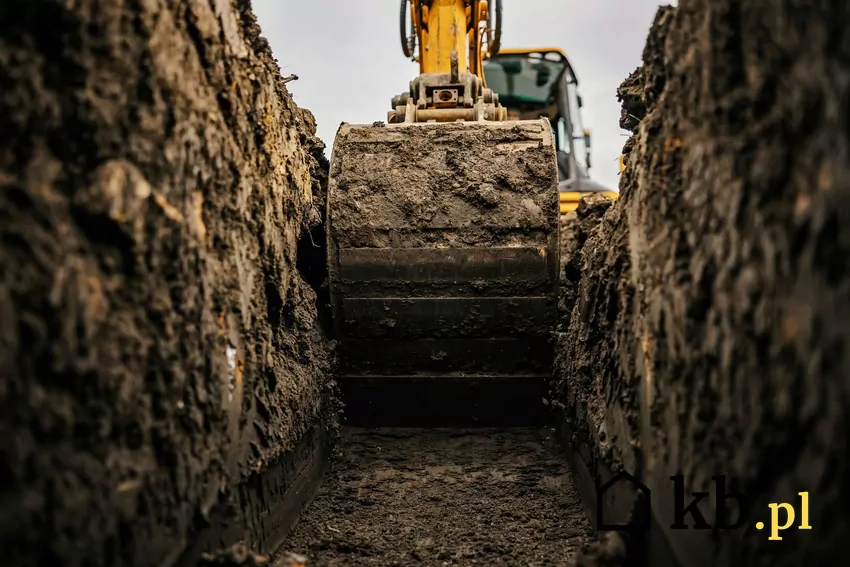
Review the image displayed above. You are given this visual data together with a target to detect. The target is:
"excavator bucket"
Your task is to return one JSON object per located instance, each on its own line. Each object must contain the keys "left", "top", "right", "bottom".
{"left": 327, "top": 118, "right": 560, "bottom": 426}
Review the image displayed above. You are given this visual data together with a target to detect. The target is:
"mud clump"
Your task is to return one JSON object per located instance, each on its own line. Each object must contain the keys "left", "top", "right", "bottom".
{"left": 560, "top": 2, "right": 849, "bottom": 566}
{"left": 0, "top": 1, "right": 333, "bottom": 566}
{"left": 200, "top": 544, "right": 269, "bottom": 566}
{"left": 558, "top": 195, "right": 615, "bottom": 322}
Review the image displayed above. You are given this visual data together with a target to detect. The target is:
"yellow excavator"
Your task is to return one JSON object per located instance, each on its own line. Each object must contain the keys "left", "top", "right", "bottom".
{"left": 481, "top": 48, "right": 619, "bottom": 214}
{"left": 326, "top": 0, "right": 602, "bottom": 425}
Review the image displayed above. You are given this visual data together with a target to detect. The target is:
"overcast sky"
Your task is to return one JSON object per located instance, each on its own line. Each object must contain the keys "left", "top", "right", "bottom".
{"left": 252, "top": 0, "right": 672, "bottom": 190}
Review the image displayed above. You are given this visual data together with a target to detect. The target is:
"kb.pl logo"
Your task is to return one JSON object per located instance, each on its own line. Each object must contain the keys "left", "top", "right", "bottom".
{"left": 597, "top": 471, "right": 812, "bottom": 541}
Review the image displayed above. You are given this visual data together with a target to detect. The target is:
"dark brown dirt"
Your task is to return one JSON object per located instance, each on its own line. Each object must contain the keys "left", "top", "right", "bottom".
{"left": 280, "top": 428, "right": 595, "bottom": 566}
{"left": 560, "top": 2, "right": 850, "bottom": 566}
{"left": 328, "top": 120, "right": 559, "bottom": 249}
{"left": 553, "top": 188, "right": 635, "bottom": 478}
{"left": 0, "top": 1, "right": 334, "bottom": 566}
{"left": 198, "top": 543, "right": 270, "bottom": 566}
{"left": 557, "top": 195, "right": 615, "bottom": 323}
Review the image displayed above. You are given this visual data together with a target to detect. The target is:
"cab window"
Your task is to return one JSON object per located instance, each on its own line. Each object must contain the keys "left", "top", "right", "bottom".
{"left": 483, "top": 56, "right": 563, "bottom": 106}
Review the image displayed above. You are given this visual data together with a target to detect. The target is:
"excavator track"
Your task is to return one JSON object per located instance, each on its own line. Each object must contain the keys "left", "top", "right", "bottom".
{"left": 327, "top": 118, "right": 560, "bottom": 426}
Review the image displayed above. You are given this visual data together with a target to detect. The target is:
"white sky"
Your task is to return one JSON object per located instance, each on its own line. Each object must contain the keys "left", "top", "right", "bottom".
{"left": 253, "top": 0, "right": 671, "bottom": 190}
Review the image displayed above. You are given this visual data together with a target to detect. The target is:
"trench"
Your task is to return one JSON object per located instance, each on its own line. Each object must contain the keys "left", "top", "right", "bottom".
{"left": 286, "top": 161, "right": 597, "bottom": 567}
{"left": 282, "top": 428, "right": 593, "bottom": 566}
{"left": 280, "top": 112, "right": 599, "bottom": 567}
{"left": 3, "top": 1, "right": 849, "bottom": 567}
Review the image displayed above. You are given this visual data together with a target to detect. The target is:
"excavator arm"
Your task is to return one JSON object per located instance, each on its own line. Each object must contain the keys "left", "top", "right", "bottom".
{"left": 389, "top": 0, "right": 506, "bottom": 123}
{"left": 400, "top": 0, "right": 497, "bottom": 76}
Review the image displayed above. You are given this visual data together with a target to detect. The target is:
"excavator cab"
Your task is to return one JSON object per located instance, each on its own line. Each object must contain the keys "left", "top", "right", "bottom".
{"left": 483, "top": 48, "right": 618, "bottom": 214}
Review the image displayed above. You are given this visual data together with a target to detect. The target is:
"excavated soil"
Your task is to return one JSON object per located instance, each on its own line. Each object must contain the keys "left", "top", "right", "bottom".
{"left": 281, "top": 428, "right": 594, "bottom": 566}
{"left": 1, "top": 1, "right": 333, "bottom": 566}
{"left": 558, "top": 2, "right": 850, "bottom": 566}
{"left": 328, "top": 120, "right": 559, "bottom": 250}
{"left": 557, "top": 196, "right": 615, "bottom": 325}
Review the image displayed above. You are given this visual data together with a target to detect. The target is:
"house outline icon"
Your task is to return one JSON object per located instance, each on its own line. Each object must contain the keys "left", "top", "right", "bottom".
{"left": 596, "top": 470, "right": 652, "bottom": 531}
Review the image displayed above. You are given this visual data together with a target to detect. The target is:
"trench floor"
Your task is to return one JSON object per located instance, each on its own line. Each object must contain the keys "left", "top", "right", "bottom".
{"left": 281, "top": 427, "right": 595, "bottom": 566}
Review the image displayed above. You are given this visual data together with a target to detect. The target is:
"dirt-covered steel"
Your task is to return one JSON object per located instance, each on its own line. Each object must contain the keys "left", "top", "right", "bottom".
{"left": 326, "top": 119, "right": 561, "bottom": 381}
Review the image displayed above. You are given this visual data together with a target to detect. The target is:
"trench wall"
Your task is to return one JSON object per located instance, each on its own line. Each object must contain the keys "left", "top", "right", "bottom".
{"left": 557, "top": 2, "right": 850, "bottom": 566}
{"left": 0, "top": 1, "right": 333, "bottom": 566}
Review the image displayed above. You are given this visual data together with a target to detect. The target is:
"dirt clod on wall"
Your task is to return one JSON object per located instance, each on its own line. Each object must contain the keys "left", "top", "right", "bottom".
{"left": 0, "top": 1, "right": 333, "bottom": 566}
{"left": 559, "top": 1, "right": 849, "bottom": 566}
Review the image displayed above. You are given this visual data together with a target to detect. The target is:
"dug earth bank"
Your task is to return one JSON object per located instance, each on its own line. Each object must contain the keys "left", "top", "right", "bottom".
{"left": 2, "top": 1, "right": 335, "bottom": 565}
{"left": 554, "top": 3, "right": 849, "bottom": 567}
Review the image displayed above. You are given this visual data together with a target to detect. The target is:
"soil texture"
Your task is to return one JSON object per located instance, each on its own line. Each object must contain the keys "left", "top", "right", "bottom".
{"left": 281, "top": 428, "right": 594, "bottom": 566}
{"left": 558, "top": 2, "right": 850, "bottom": 566}
{"left": 1, "top": 1, "right": 333, "bottom": 566}
{"left": 328, "top": 120, "right": 559, "bottom": 250}
{"left": 4, "top": 0, "right": 850, "bottom": 566}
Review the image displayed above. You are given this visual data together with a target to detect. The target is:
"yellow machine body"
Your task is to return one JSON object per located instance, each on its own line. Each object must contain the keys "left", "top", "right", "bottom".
{"left": 408, "top": 0, "right": 491, "bottom": 77}
{"left": 482, "top": 47, "right": 619, "bottom": 213}
{"left": 415, "top": 0, "right": 469, "bottom": 73}
{"left": 389, "top": 1, "right": 505, "bottom": 123}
